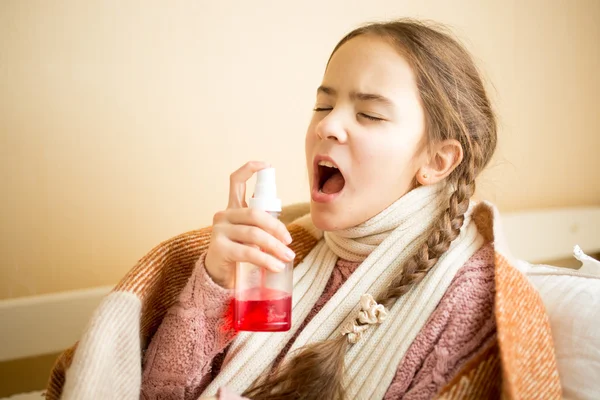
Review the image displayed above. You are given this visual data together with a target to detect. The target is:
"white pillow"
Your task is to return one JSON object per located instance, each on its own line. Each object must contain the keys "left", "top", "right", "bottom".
{"left": 521, "top": 248, "right": 600, "bottom": 400}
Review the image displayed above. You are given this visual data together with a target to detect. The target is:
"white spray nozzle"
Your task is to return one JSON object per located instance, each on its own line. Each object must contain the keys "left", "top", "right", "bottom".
{"left": 249, "top": 167, "right": 282, "bottom": 212}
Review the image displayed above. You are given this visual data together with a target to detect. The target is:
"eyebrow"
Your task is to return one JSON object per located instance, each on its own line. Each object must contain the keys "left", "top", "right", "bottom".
{"left": 317, "top": 85, "right": 394, "bottom": 107}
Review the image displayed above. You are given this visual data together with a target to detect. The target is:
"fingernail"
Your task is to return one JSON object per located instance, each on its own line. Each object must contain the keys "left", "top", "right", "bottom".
{"left": 275, "top": 261, "right": 286, "bottom": 270}
{"left": 284, "top": 231, "right": 292, "bottom": 244}
{"left": 284, "top": 248, "right": 296, "bottom": 261}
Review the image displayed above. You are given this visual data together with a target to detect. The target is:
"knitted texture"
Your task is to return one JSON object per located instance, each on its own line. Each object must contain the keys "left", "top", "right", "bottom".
{"left": 494, "top": 253, "right": 562, "bottom": 398}
{"left": 62, "top": 292, "right": 142, "bottom": 399}
{"left": 383, "top": 244, "right": 496, "bottom": 399}
{"left": 140, "top": 253, "right": 236, "bottom": 400}
{"left": 201, "top": 183, "right": 485, "bottom": 399}
{"left": 141, "top": 244, "right": 496, "bottom": 399}
{"left": 45, "top": 223, "right": 317, "bottom": 400}
{"left": 45, "top": 201, "right": 562, "bottom": 400}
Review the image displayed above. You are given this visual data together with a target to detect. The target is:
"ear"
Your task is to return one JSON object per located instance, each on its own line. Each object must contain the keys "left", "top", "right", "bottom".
{"left": 416, "top": 139, "right": 464, "bottom": 185}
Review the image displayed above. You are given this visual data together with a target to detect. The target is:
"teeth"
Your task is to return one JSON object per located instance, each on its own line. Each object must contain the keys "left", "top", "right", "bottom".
{"left": 318, "top": 160, "right": 338, "bottom": 169}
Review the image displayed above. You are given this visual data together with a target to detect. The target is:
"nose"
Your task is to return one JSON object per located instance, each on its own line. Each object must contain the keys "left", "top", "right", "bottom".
{"left": 316, "top": 112, "right": 348, "bottom": 143}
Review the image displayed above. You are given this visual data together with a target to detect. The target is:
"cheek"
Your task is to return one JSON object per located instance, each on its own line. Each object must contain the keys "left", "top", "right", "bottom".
{"left": 305, "top": 116, "right": 317, "bottom": 142}
{"left": 355, "top": 137, "right": 421, "bottom": 186}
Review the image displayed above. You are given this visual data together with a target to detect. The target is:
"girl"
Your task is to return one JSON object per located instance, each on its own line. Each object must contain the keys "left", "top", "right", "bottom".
{"left": 48, "top": 19, "right": 561, "bottom": 400}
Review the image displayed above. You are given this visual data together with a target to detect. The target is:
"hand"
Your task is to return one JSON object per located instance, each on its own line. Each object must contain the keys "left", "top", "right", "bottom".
{"left": 204, "top": 161, "right": 294, "bottom": 289}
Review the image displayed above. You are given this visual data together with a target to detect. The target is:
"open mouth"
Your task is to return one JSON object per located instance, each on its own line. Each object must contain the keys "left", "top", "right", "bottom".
{"left": 316, "top": 159, "right": 346, "bottom": 195}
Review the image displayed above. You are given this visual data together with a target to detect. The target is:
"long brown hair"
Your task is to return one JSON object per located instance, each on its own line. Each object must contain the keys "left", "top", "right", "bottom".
{"left": 244, "top": 19, "right": 497, "bottom": 400}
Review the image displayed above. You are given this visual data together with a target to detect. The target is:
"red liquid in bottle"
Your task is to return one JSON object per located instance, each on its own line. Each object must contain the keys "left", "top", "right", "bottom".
{"left": 234, "top": 287, "right": 291, "bottom": 332}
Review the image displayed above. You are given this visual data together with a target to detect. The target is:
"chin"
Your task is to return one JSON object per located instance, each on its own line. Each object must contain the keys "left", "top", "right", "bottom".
{"left": 309, "top": 201, "right": 350, "bottom": 232}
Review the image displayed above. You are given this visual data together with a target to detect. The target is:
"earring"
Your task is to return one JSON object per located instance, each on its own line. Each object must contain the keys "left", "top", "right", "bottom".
{"left": 422, "top": 173, "right": 429, "bottom": 179}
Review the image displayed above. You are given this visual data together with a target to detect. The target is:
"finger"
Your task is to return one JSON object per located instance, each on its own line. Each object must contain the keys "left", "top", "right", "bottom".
{"left": 227, "top": 161, "right": 271, "bottom": 209}
{"left": 222, "top": 208, "right": 292, "bottom": 244}
{"left": 224, "top": 224, "right": 295, "bottom": 262}
{"left": 224, "top": 240, "right": 287, "bottom": 273}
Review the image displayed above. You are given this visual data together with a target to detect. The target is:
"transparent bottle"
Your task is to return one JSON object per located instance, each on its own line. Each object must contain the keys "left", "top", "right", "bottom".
{"left": 233, "top": 168, "right": 293, "bottom": 332}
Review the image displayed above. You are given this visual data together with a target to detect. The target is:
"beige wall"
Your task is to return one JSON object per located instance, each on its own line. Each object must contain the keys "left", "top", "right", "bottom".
{"left": 1, "top": 0, "right": 599, "bottom": 300}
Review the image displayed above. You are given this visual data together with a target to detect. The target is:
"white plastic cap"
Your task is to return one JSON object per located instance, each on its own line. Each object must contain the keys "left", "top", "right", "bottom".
{"left": 249, "top": 167, "right": 282, "bottom": 212}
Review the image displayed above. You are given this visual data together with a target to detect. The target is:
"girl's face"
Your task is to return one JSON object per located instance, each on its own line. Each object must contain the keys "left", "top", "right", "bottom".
{"left": 306, "top": 35, "right": 429, "bottom": 231}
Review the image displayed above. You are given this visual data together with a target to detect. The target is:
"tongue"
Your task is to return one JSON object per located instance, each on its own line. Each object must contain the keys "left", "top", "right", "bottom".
{"left": 322, "top": 170, "right": 345, "bottom": 194}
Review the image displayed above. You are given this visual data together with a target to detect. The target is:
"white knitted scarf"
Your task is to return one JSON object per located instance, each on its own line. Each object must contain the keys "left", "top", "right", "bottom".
{"left": 201, "top": 183, "right": 484, "bottom": 399}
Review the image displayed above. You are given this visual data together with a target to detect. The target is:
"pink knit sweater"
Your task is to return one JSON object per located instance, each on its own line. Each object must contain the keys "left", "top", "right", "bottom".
{"left": 141, "top": 243, "right": 496, "bottom": 400}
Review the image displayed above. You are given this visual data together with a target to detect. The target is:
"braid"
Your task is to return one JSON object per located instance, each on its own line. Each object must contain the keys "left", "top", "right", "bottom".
{"left": 378, "top": 175, "right": 475, "bottom": 309}
{"left": 244, "top": 337, "right": 348, "bottom": 400}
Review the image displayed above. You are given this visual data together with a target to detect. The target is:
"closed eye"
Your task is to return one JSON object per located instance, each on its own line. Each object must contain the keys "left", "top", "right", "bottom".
{"left": 358, "top": 113, "right": 384, "bottom": 121}
{"left": 313, "top": 107, "right": 333, "bottom": 112}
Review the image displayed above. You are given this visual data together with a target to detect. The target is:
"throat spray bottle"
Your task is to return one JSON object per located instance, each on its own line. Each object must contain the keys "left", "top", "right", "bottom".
{"left": 233, "top": 168, "right": 293, "bottom": 332}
